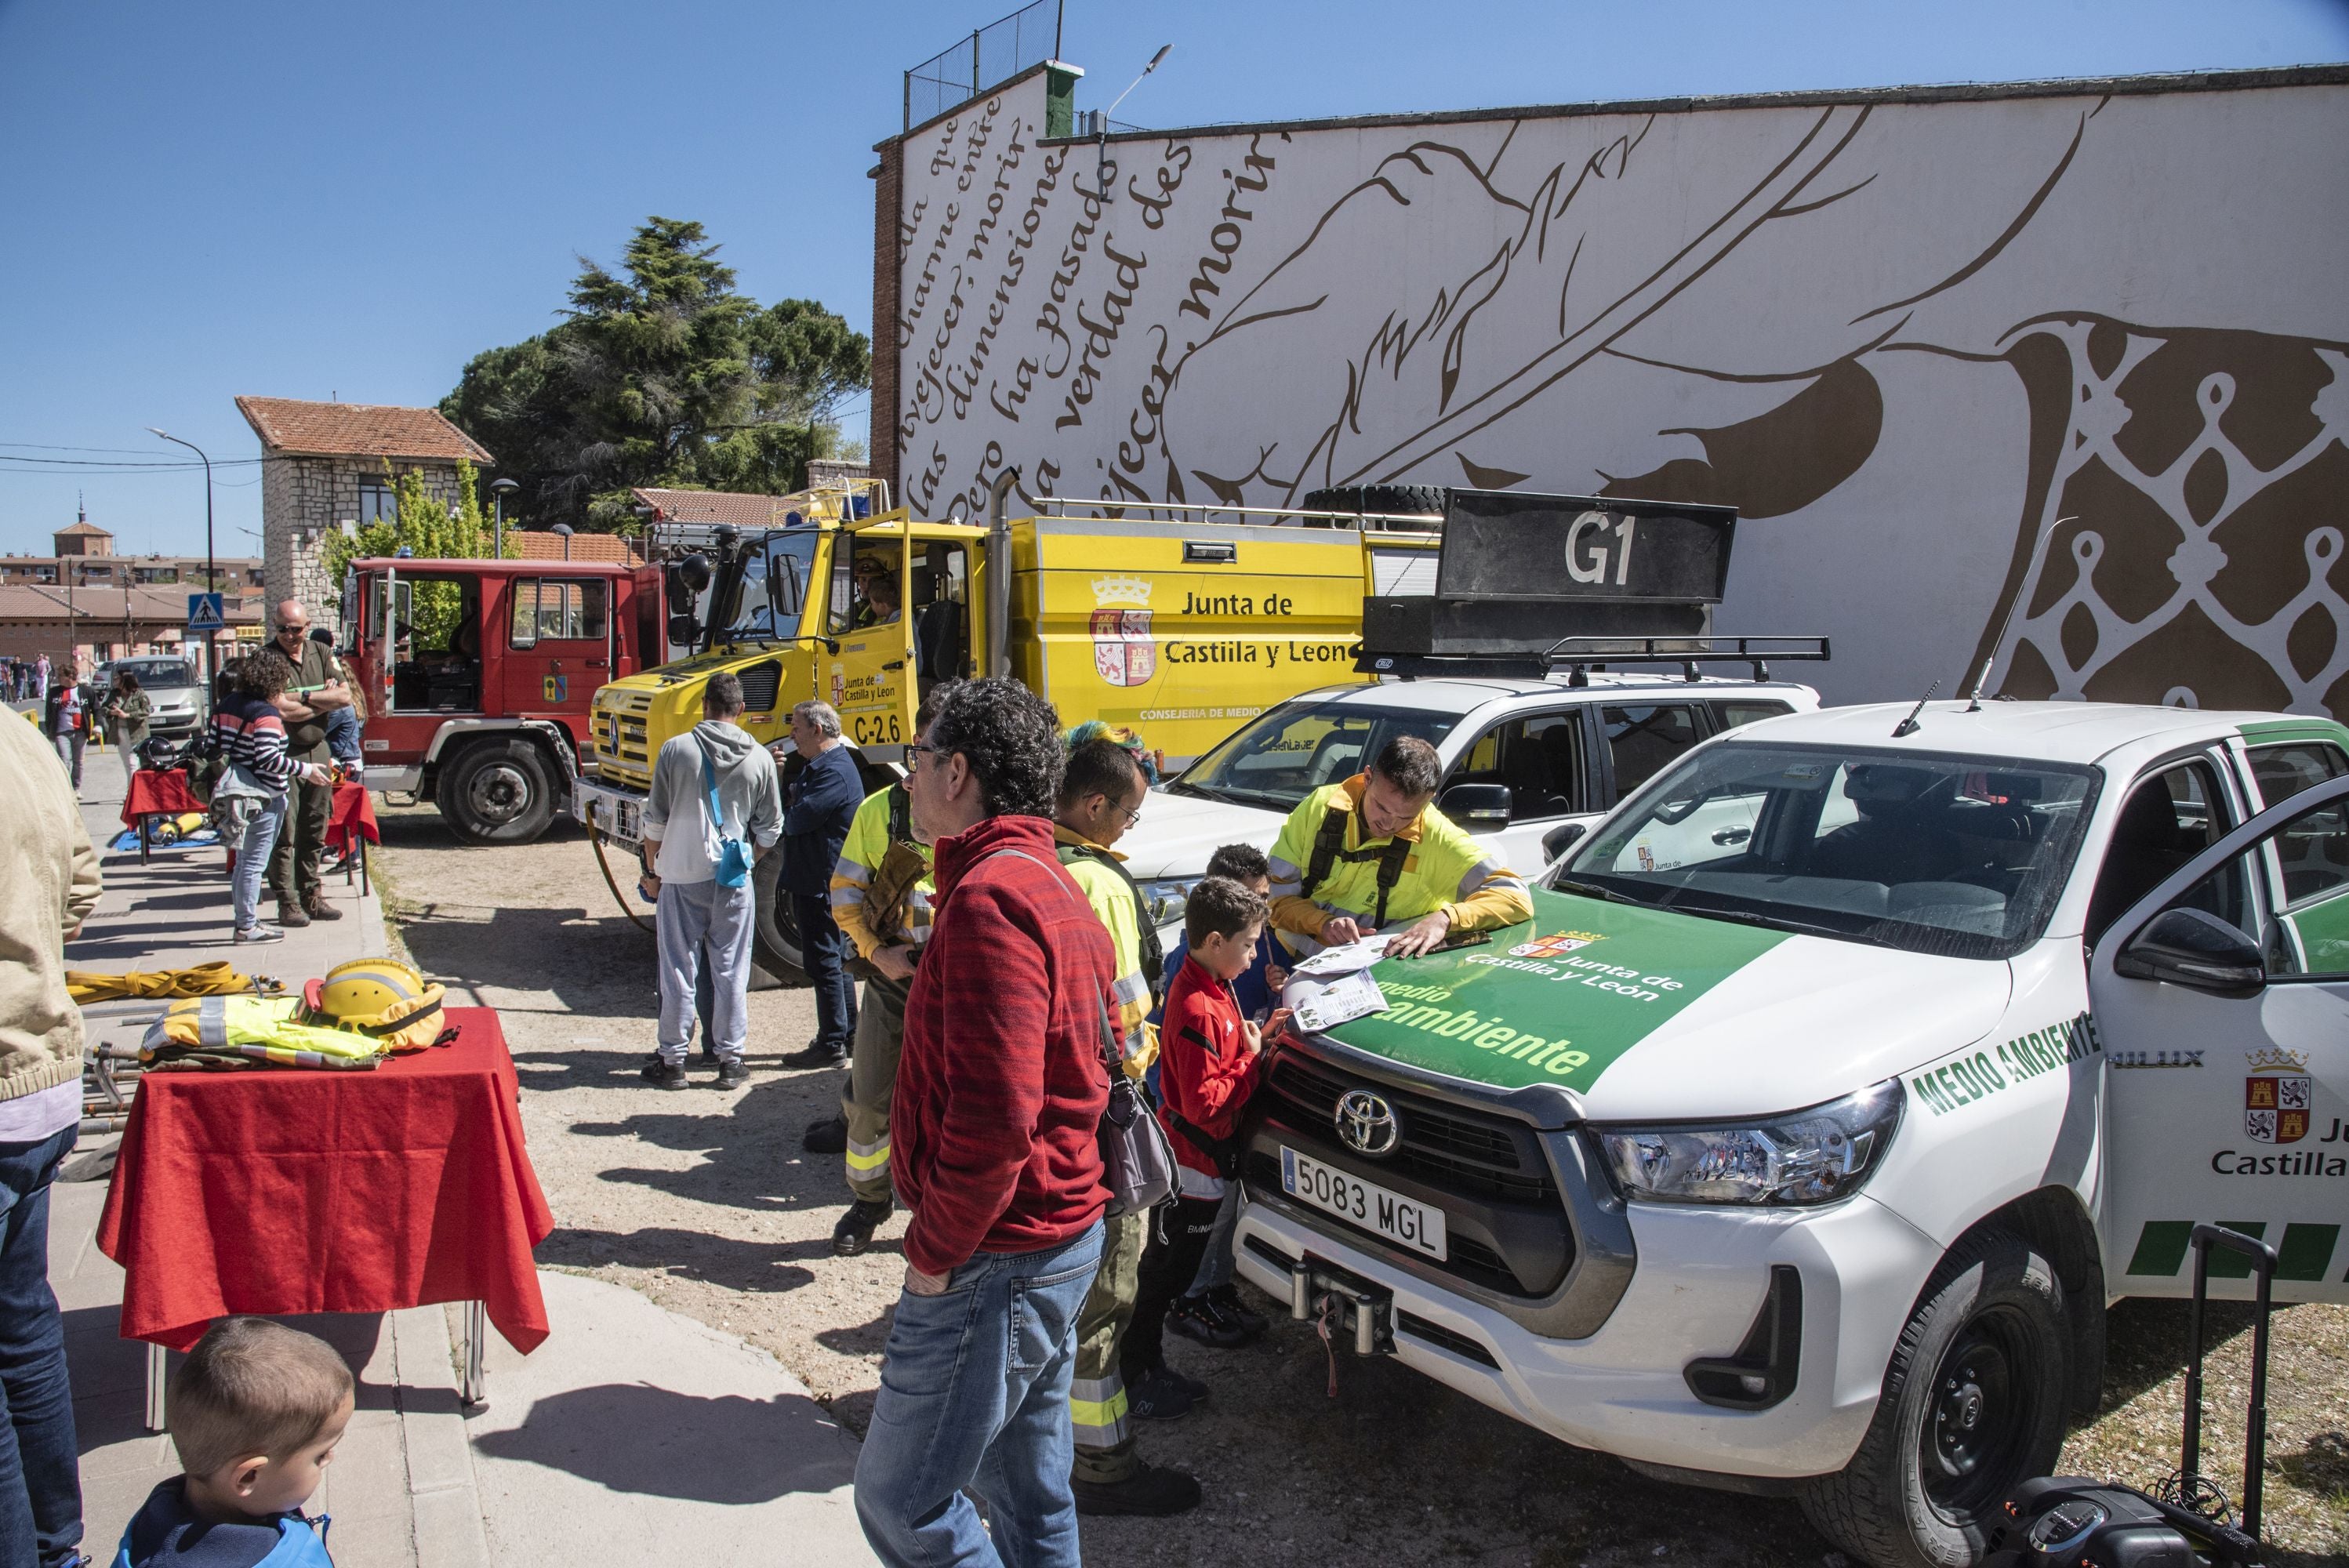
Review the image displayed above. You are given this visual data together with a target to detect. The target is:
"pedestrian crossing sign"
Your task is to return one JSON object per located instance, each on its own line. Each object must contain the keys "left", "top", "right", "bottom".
{"left": 186, "top": 593, "right": 225, "bottom": 632}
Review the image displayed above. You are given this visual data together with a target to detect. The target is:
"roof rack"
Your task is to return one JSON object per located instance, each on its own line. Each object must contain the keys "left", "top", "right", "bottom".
{"left": 1360, "top": 634, "right": 1830, "bottom": 684}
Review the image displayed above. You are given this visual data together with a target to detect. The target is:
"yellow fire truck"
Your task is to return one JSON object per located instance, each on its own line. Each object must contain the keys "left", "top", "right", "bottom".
{"left": 573, "top": 475, "right": 1432, "bottom": 975}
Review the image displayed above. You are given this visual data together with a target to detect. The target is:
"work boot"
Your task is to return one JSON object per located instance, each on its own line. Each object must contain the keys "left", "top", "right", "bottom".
{"left": 1207, "top": 1283, "right": 1270, "bottom": 1337}
{"left": 274, "top": 898, "right": 310, "bottom": 929}
{"left": 802, "top": 1116, "right": 848, "bottom": 1153}
{"left": 1167, "top": 1293, "right": 1251, "bottom": 1349}
{"left": 303, "top": 892, "right": 343, "bottom": 921}
{"left": 639, "top": 1054, "right": 688, "bottom": 1091}
{"left": 1071, "top": 1462, "right": 1202, "bottom": 1518}
{"left": 783, "top": 1039, "right": 850, "bottom": 1070}
{"left": 1124, "top": 1365, "right": 1196, "bottom": 1421}
{"left": 832, "top": 1198, "right": 894, "bottom": 1256}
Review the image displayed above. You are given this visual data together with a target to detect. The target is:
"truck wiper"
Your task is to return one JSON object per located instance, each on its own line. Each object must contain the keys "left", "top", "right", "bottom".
{"left": 1658, "top": 896, "right": 1886, "bottom": 946}
{"left": 1550, "top": 877, "right": 1652, "bottom": 908}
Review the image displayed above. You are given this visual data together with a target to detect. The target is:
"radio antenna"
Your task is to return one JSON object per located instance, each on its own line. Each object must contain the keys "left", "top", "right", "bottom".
{"left": 1892, "top": 681, "right": 1939, "bottom": 739}
{"left": 1966, "top": 517, "right": 2073, "bottom": 711}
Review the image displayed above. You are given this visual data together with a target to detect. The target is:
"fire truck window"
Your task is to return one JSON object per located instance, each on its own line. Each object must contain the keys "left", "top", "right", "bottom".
{"left": 913, "top": 543, "right": 969, "bottom": 691}
{"left": 509, "top": 580, "right": 542, "bottom": 648}
{"left": 833, "top": 543, "right": 904, "bottom": 635}
{"left": 391, "top": 575, "right": 481, "bottom": 713}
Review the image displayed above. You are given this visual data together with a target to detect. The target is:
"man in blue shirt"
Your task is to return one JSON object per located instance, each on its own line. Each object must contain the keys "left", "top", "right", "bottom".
{"left": 781, "top": 700, "right": 866, "bottom": 1069}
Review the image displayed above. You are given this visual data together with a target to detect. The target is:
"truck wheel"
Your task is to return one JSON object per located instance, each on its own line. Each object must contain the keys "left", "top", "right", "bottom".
{"left": 1799, "top": 1229, "right": 2070, "bottom": 1568}
{"left": 437, "top": 738, "right": 557, "bottom": 846}
{"left": 1299, "top": 485, "right": 1449, "bottom": 524}
{"left": 750, "top": 847, "right": 808, "bottom": 984}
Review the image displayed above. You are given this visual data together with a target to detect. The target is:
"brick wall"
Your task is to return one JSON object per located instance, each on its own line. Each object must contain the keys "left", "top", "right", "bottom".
{"left": 870, "top": 139, "right": 903, "bottom": 506}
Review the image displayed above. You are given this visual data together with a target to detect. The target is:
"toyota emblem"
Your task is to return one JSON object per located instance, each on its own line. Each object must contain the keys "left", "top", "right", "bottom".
{"left": 1335, "top": 1089, "right": 1401, "bottom": 1157}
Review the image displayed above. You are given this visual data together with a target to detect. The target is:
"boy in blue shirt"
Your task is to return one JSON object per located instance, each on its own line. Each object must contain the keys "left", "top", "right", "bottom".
{"left": 1147, "top": 844, "right": 1286, "bottom": 1348}
{"left": 114, "top": 1318, "right": 354, "bottom": 1567}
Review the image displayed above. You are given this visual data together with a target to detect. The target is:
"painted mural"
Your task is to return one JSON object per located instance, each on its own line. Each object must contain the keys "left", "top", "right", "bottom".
{"left": 888, "top": 71, "right": 2349, "bottom": 713}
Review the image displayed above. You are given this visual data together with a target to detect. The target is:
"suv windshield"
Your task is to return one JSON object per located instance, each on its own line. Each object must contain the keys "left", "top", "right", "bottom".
{"left": 717, "top": 533, "right": 819, "bottom": 643}
{"left": 1554, "top": 742, "right": 2100, "bottom": 960}
{"left": 116, "top": 659, "right": 194, "bottom": 687}
{"left": 1170, "top": 699, "right": 1460, "bottom": 812}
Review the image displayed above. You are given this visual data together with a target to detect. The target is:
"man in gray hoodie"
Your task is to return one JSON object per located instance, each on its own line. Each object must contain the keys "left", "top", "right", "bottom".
{"left": 638, "top": 672, "right": 783, "bottom": 1091}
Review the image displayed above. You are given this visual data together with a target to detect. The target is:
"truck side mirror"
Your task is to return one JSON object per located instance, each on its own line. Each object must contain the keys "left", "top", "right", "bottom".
{"left": 667, "top": 612, "right": 703, "bottom": 648}
{"left": 2113, "top": 907, "right": 2266, "bottom": 996}
{"left": 1439, "top": 782, "right": 1512, "bottom": 830}
{"left": 1542, "top": 821, "right": 1588, "bottom": 862}
{"left": 666, "top": 553, "right": 712, "bottom": 615}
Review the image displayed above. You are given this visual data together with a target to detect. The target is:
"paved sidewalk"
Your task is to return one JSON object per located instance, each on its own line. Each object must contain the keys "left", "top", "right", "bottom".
{"left": 53, "top": 757, "right": 877, "bottom": 1566}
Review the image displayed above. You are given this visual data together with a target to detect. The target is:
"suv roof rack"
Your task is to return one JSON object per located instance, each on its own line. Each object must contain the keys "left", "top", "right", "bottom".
{"left": 1360, "top": 634, "right": 1831, "bottom": 684}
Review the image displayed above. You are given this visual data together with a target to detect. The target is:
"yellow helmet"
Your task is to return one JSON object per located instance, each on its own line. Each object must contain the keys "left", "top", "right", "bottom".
{"left": 306, "top": 959, "right": 449, "bottom": 1052}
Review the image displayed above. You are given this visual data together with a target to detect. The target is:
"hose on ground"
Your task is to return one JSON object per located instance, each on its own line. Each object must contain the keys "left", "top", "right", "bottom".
{"left": 586, "top": 820, "right": 655, "bottom": 935}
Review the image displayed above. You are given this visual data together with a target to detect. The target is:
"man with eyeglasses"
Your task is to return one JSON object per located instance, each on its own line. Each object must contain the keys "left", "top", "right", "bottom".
{"left": 1047, "top": 736, "right": 1200, "bottom": 1515}
{"left": 263, "top": 601, "right": 353, "bottom": 928}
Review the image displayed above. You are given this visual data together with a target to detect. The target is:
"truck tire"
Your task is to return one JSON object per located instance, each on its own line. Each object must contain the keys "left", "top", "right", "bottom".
{"left": 1799, "top": 1229, "right": 2071, "bottom": 1568}
{"left": 437, "top": 737, "right": 559, "bottom": 846}
{"left": 750, "top": 847, "right": 808, "bottom": 985}
{"left": 1299, "top": 485, "right": 1449, "bottom": 524}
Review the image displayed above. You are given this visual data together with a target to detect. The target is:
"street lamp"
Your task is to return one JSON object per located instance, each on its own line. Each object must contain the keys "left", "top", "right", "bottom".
{"left": 490, "top": 477, "right": 519, "bottom": 558}
{"left": 550, "top": 522, "right": 575, "bottom": 561}
{"left": 147, "top": 426, "right": 216, "bottom": 710}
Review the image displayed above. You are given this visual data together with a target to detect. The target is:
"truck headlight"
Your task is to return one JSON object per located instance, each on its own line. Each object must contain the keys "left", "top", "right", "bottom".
{"left": 1594, "top": 1080, "right": 1904, "bottom": 1207}
{"left": 1141, "top": 877, "right": 1204, "bottom": 928}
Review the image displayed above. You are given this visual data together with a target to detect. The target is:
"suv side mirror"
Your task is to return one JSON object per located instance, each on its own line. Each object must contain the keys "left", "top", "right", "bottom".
{"left": 2113, "top": 907, "right": 2266, "bottom": 996}
{"left": 1439, "top": 782, "right": 1512, "bottom": 830}
{"left": 1542, "top": 821, "right": 1588, "bottom": 862}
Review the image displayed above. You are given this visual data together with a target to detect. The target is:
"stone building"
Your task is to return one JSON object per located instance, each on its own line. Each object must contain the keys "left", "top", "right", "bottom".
{"left": 235, "top": 397, "right": 494, "bottom": 612}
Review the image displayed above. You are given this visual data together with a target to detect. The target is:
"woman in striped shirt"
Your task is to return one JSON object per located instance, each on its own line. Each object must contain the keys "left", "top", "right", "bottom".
{"left": 214, "top": 650, "right": 329, "bottom": 943}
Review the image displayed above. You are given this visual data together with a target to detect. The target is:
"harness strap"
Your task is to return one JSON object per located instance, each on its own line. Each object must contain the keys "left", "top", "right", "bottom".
{"left": 1299, "top": 803, "right": 1414, "bottom": 930}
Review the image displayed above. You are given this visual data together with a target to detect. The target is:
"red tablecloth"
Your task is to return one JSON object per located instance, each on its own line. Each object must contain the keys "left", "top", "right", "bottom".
{"left": 96, "top": 1007, "right": 554, "bottom": 1353}
{"left": 120, "top": 769, "right": 203, "bottom": 828}
{"left": 325, "top": 781, "right": 378, "bottom": 855}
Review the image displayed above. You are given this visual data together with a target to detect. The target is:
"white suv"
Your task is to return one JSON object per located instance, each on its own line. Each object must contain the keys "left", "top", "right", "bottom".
{"left": 1116, "top": 672, "right": 1822, "bottom": 931}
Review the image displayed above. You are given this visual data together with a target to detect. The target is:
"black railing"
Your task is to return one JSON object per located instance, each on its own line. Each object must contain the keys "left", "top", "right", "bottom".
{"left": 904, "top": 0, "right": 1063, "bottom": 130}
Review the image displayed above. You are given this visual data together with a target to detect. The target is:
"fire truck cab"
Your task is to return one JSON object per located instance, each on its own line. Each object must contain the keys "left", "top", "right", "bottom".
{"left": 340, "top": 556, "right": 662, "bottom": 844}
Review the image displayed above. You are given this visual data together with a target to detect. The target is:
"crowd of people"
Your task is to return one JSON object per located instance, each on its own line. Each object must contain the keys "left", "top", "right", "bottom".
{"left": 3, "top": 655, "right": 51, "bottom": 703}
{"left": 0, "top": 641, "right": 1534, "bottom": 1566}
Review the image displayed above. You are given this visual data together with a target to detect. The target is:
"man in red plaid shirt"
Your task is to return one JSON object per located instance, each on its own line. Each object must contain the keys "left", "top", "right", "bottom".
{"left": 853, "top": 677, "right": 1116, "bottom": 1568}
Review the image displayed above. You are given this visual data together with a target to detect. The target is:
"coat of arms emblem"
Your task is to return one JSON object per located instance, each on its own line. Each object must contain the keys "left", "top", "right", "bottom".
{"left": 1091, "top": 575, "right": 1156, "bottom": 688}
{"left": 2245, "top": 1047, "right": 2313, "bottom": 1145}
{"left": 1509, "top": 931, "right": 1605, "bottom": 959}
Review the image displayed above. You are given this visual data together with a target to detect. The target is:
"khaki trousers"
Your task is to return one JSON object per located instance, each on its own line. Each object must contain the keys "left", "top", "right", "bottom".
{"left": 1068, "top": 1207, "right": 1146, "bottom": 1485}
{"left": 841, "top": 971, "right": 910, "bottom": 1204}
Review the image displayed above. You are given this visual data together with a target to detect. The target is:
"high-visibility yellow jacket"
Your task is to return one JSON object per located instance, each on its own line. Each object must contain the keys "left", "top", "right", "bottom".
{"left": 141, "top": 996, "right": 387, "bottom": 1070}
{"left": 1053, "top": 825, "right": 1156, "bottom": 1076}
{"left": 1268, "top": 774, "right": 1532, "bottom": 953}
{"left": 830, "top": 786, "right": 934, "bottom": 960}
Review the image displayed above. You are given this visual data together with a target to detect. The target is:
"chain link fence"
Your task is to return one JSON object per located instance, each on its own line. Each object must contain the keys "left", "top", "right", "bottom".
{"left": 904, "top": 0, "right": 1063, "bottom": 131}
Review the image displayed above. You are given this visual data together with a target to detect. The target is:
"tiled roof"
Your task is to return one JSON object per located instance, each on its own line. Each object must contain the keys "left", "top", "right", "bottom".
{"left": 53, "top": 520, "right": 112, "bottom": 538}
{"left": 0, "top": 585, "right": 264, "bottom": 622}
{"left": 629, "top": 488, "right": 806, "bottom": 528}
{"left": 510, "top": 531, "right": 644, "bottom": 564}
{"left": 235, "top": 397, "right": 495, "bottom": 464}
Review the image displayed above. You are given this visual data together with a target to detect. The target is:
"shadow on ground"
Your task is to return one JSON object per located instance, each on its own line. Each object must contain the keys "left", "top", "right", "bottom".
{"left": 470, "top": 1384, "right": 855, "bottom": 1502}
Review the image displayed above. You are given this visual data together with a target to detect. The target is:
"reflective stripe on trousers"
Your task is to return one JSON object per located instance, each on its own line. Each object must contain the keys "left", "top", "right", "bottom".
{"left": 1067, "top": 1373, "right": 1129, "bottom": 1449}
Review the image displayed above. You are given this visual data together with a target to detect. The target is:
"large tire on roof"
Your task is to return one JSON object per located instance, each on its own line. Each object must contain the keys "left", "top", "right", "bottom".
{"left": 1299, "top": 485, "right": 1449, "bottom": 525}
{"left": 1799, "top": 1229, "right": 2071, "bottom": 1568}
{"left": 437, "top": 737, "right": 559, "bottom": 846}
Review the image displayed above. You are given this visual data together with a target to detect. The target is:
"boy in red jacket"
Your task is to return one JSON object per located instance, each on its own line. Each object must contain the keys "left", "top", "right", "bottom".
{"left": 1120, "top": 877, "right": 1291, "bottom": 1392}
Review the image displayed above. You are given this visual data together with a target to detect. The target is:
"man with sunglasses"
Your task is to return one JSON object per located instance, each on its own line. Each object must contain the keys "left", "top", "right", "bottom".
{"left": 263, "top": 601, "right": 352, "bottom": 928}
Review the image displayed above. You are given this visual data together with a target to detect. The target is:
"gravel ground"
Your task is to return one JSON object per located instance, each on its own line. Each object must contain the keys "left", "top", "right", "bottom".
{"left": 376, "top": 802, "right": 2347, "bottom": 1566}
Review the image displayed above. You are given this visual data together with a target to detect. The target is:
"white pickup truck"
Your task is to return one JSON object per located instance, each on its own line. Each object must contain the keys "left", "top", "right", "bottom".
{"left": 1115, "top": 671, "right": 1823, "bottom": 932}
{"left": 1232, "top": 700, "right": 2349, "bottom": 1568}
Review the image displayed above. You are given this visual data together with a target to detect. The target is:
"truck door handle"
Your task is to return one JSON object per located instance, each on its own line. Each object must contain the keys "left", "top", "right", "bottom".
{"left": 881, "top": 660, "right": 905, "bottom": 671}
{"left": 1712, "top": 826, "right": 1752, "bottom": 846}
{"left": 586, "top": 660, "right": 608, "bottom": 670}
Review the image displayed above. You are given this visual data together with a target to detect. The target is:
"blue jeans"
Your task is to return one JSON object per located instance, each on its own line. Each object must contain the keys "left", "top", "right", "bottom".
{"left": 319, "top": 705, "right": 362, "bottom": 768}
{"left": 0, "top": 1124, "right": 80, "bottom": 1568}
{"left": 855, "top": 1221, "right": 1104, "bottom": 1568}
{"left": 228, "top": 793, "right": 288, "bottom": 931}
{"left": 791, "top": 895, "right": 857, "bottom": 1051}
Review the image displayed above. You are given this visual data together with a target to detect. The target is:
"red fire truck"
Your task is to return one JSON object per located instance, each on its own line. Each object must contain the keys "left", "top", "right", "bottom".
{"left": 338, "top": 556, "right": 666, "bottom": 844}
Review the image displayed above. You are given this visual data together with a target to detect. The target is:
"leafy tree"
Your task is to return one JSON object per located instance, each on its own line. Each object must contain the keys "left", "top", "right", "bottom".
{"left": 320, "top": 459, "right": 512, "bottom": 645}
{"left": 441, "top": 217, "right": 870, "bottom": 530}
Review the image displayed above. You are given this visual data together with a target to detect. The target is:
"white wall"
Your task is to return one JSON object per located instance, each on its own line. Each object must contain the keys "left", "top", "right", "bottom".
{"left": 891, "top": 74, "right": 2349, "bottom": 715}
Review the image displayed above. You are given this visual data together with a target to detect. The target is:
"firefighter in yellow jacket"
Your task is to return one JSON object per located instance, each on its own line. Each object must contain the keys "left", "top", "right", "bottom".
{"left": 1268, "top": 734, "right": 1533, "bottom": 956}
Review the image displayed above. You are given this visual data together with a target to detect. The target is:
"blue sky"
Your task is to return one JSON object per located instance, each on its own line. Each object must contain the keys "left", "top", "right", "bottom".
{"left": 3, "top": 0, "right": 2344, "bottom": 558}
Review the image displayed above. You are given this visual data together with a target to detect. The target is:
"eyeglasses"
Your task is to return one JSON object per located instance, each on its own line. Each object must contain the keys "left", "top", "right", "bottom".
{"left": 277, "top": 623, "right": 308, "bottom": 637}
{"left": 905, "top": 741, "right": 942, "bottom": 773}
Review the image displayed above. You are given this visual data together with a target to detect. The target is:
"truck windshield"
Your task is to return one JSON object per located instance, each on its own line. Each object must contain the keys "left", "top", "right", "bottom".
{"left": 717, "top": 533, "right": 819, "bottom": 643}
{"left": 1553, "top": 742, "right": 2100, "bottom": 960}
{"left": 1170, "top": 699, "right": 1460, "bottom": 812}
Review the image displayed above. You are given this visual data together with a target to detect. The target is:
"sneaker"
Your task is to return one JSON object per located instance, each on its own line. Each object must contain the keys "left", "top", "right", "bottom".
{"left": 1071, "top": 1462, "right": 1202, "bottom": 1517}
{"left": 303, "top": 894, "right": 343, "bottom": 922}
{"left": 639, "top": 1054, "right": 688, "bottom": 1091}
{"left": 1207, "top": 1282, "right": 1271, "bottom": 1338}
{"left": 783, "top": 1040, "right": 851, "bottom": 1069}
{"left": 802, "top": 1116, "right": 848, "bottom": 1153}
{"left": 233, "top": 924, "right": 286, "bottom": 944}
{"left": 274, "top": 898, "right": 310, "bottom": 929}
{"left": 1124, "top": 1365, "right": 1196, "bottom": 1421}
{"left": 1167, "top": 1293, "right": 1251, "bottom": 1349}
{"left": 714, "top": 1058, "right": 751, "bottom": 1091}
{"left": 1161, "top": 1363, "right": 1210, "bottom": 1403}
{"left": 832, "top": 1198, "right": 895, "bottom": 1256}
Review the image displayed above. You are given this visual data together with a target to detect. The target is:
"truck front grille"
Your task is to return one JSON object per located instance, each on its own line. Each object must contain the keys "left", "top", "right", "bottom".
{"left": 1266, "top": 1055, "right": 1557, "bottom": 1205}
